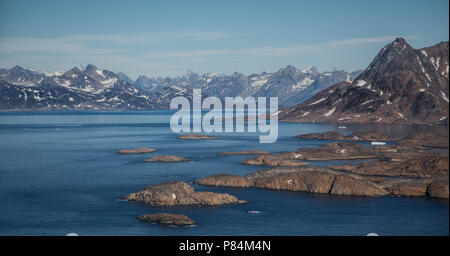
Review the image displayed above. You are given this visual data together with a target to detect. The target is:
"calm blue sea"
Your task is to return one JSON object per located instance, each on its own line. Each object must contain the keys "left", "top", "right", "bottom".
{"left": 0, "top": 111, "right": 448, "bottom": 236}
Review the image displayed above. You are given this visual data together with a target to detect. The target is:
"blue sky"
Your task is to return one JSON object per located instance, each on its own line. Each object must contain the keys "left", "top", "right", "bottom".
{"left": 0, "top": 0, "right": 448, "bottom": 79}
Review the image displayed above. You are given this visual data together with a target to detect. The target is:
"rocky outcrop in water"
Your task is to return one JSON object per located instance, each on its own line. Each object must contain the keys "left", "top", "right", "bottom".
{"left": 196, "top": 163, "right": 448, "bottom": 199}
{"left": 427, "top": 178, "right": 449, "bottom": 199}
{"left": 242, "top": 154, "right": 308, "bottom": 167}
{"left": 296, "top": 131, "right": 398, "bottom": 142}
{"left": 117, "top": 148, "right": 157, "bottom": 154}
{"left": 143, "top": 155, "right": 189, "bottom": 162}
{"left": 296, "top": 131, "right": 346, "bottom": 140}
{"left": 138, "top": 213, "right": 195, "bottom": 226}
{"left": 196, "top": 167, "right": 389, "bottom": 197}
{"left": 123, "top": 181, "right": 247, "bottom": 206}
{"left": 329, "top": 156, "right": 449, "bottom": 178}
{"left": 384, "top": 180, "right": 431, "bottom": 197}
{"left": 397, "top": 133, "right": 449, "bottom": 149}
{"left": 196, "top": 174, "right": 253, "bottom": 188}
{"left": 294, "top": 142, "right": 378, "bottom": 160}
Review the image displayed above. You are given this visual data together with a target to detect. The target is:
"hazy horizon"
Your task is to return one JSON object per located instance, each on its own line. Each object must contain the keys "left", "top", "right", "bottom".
{"left": 0, "top": 0, "right": 448, "bottom": 79}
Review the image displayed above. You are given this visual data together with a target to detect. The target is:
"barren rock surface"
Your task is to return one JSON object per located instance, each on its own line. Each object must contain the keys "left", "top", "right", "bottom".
{"left": 329, "top": 156, "right": 449, "bottom": 178}
{"left": 123, "top": 181, "right": 245, "bottom": 206}
{"left": 138, "top": 213, "right": 195, "bottom": 226}
{"left": 427, "top": 178, "right": 449, "bottom": 199}
{"left": 294, "top": 142, "right": 378, "bottom": 160}
{"left": 296, "top": 131, "right": 398, "bottom": 142}
{"left": 117, "top": 148, "right": 156, "bottom": 154}
{"left": 242, "top": 154, "right": 308, "bottom": 167}
{"left": 196, "top": 174, "right": 253, "bottom": 188}
{"left": 143, "top": 155, "right": 189, "bottom": 162}
{"left": 397, "top": 133, "right": 449, "bottom": 149}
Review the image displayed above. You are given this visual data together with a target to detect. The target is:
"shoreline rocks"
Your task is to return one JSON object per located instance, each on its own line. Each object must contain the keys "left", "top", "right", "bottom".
{"left": 144, "top": 155, "right": 189, "bottom": 162}
{"left": 196, "top": 174, "right": 253, "bottom": 188}
{"left": 329, "top": 156, "right": 449, "bottom": 178}
{"left": 296, "top": 131, "right": 346, "bottom": 140}
{"left": 195, "top": 165, "right": 448, "bottom": 199}
{"left": 117, "top": 148, "right": 156, "bottom": 154}
{"left": 138, "top": 213, "right": 195, "bottom": 226}
{"left": 294, "top": 142, "right": 378, "bottom": 161}
{"left": 177, "top": 134, "right": 223, "bottom": 140}
{"left": 427, "top": 178, "right": 449, "bottom": 199}
{"left": 196, "top": 166, "right": 389, "bottom": 197}
{"left": 123, "top": 181, "right": 246, "bottom": 206}
{"left": 397, "top": 133, "right": 449, "bottom": 149}
{"left": 242, "top": 154, "right": 308, "bottom": 167}
{"left": 296, "top": 131, "right": 398, "bottom": 142}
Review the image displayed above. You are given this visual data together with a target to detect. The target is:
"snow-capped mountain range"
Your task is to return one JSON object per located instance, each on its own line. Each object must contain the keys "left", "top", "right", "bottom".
{"left": 132, "top": 65, "right": 361, "bottom": 107}
{"left": 0, "top": 65, "right": 183, "bottom": 110}
{"left": 279, "top": 38, "right": 449, "bottom": 125}
{"left": 0, "top": 64, "right": 361, "bottom": 110}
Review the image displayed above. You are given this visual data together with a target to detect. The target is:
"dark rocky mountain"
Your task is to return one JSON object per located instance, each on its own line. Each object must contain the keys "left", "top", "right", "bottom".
{"left": 280, "top": 38, "right": 449, "bottom": 125}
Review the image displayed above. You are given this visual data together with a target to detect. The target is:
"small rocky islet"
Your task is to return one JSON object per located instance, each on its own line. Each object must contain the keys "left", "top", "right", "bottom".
{"left": 123, "top": 181, "right": 247, "bottom": 206}
{"left": 137, "top": 213, "right": 195, "bottom": 227}
{"left": 143, "top": 155, "right": 189, "bottom": 162}
{"left": 117, "top": 147, "right": 157, "bottom": 154}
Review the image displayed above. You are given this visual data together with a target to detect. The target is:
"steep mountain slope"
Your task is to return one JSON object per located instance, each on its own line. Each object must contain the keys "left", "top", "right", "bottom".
{"left": 279, "top": 38, "right": 449, "bottom": 124}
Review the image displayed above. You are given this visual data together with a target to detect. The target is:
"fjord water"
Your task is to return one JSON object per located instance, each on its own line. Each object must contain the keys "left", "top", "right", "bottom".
{"left": 0, "top": 111, "right": 448, "bottom": 236}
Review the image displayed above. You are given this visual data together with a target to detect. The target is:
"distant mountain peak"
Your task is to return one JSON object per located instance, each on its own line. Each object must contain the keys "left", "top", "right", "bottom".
{"left": 11, "top": 65, "right": 26, "bottom": 71}
{"left": 277, "top": 65, "right": 300, "bottom": 75}
{"left": 116, "top": 72, "right": 134, "bottom": 84}
{"left": 383, "top": 37, "right": 414, "bottom": 55}
{"left": 301, "top": 66, "right": 318, "bottom": 74}
{"left": 85, "top": 64, "right": 98, "bottom": 72}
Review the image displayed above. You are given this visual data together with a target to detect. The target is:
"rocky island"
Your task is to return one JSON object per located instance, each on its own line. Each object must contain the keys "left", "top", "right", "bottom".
{"left": 242, "top": 154, "right": 309, "bottom": 167}
{"left": 137, "top": 213, "right": 195, "bottom": 227}
{"left": 329, "top": 156, "right": 449, "bottom": 178}
{"left": 197, "top": 132, "right": 449, "bottom": 199}
{"left": 196, "top": 163, "right": 448, "bottom": 199}
{"left": 143, "top": 155, "right": 189, "bottom": 162}
{"left": 117, "top": 147, "right": 157, "bottom": 154}
{"left": 296, "top": 131, "right": 399, "bottom": 142}
{"left": 123, "top": 181, "right": 247, "bottom": 206}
